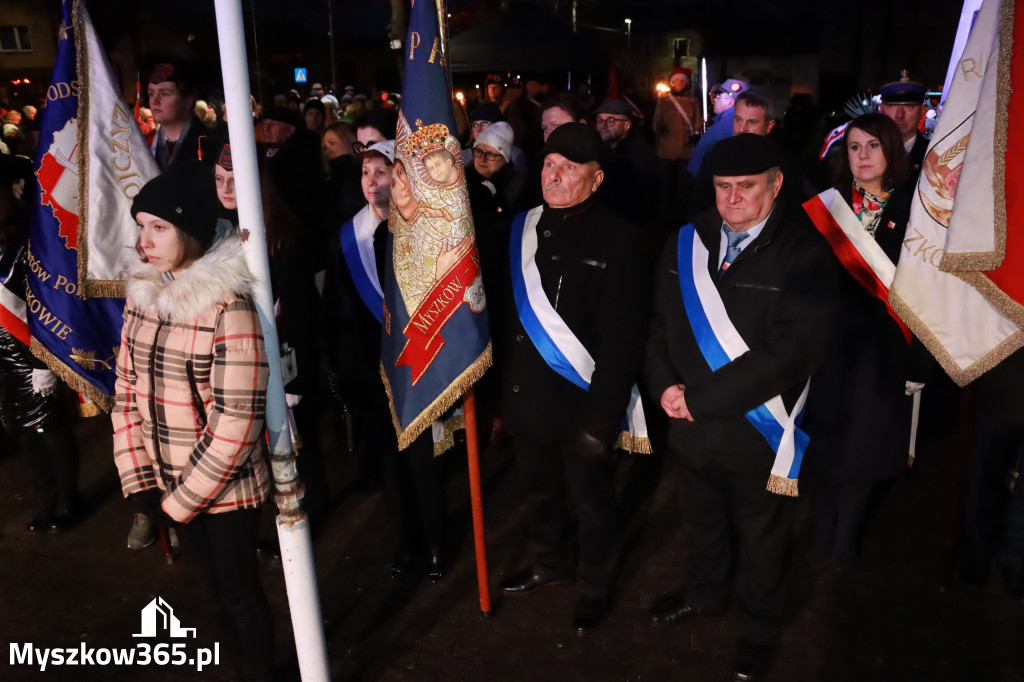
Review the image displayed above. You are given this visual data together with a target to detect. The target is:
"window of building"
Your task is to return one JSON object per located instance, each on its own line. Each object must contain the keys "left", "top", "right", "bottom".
{"left": 0, "top": 26, "right": 32, "bottom": 52}
{"left": 672, "top": 38, "right": 689, "bottom": 62}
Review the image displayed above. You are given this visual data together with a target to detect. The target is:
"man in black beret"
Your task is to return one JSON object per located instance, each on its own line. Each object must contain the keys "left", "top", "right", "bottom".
{"left": 644, "top": 133, "right": 838, "bottom": 681}
{"left": 500, "top": 123, "right": 652, "bottom": 636}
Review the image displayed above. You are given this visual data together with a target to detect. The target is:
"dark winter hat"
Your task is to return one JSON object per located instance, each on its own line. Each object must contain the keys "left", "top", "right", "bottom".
{"left": 0, "top": 153, "right": 33, "bottom": 185}
{"left": 148, "top": 60, "right": 196, "bottom": 87}
{"left": 131, "top": 160, "right": 219, "bottom": 247}
{"left": 541, "top": 122, "right": 605, "bottom": 167}
{"left": 469, "top": 103, "right": 503, "bottom": 124}
{"left": 262, "top": 105, "right": 299, "bottom": 127}
{"left": 706, "top": 133, "right": 782, "bottom": 177}
{"left": 593, "top": 99, "right": 633, "bottom": 118}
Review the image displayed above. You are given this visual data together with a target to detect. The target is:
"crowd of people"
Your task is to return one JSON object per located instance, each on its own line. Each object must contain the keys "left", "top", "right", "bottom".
{"left": 1, "top": 58, "right": 1023, "bottom": 682}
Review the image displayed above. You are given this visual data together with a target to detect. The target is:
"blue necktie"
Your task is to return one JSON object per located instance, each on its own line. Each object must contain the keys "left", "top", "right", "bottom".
{"left": 719, "top": 227, "right": 749, "bottom": 276}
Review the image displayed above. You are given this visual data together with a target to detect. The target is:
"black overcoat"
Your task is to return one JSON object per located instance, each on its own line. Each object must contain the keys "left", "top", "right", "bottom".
{"left": 801, "top": 185, "right": 933, "bottom": 482}
{"left": 644, "top": 203, "right": 838, "bottom": 472}
{"left": 503, "top": 197, "right": 652, "bottom": 443}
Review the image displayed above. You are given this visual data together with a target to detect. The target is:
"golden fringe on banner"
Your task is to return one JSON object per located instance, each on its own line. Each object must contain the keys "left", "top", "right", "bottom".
{"left": 72, "top": 0, "right": 127, "bottom": 301}
{"left": 30, "top": 338, "right": 114, "bottom": 412}
{"left": 72, "top": 0, "right": 95, "bottom": 301}
{"left": 82, "top": 280, "right": 126, "bottom": 298}
{"left": 433, "top": 413, "right": 466, "bottom": 456}
{"left": 766, "top": 474, "right": 799, "bottom": 497}
{"left": 382, "top": 341, "right": 492, "bottom": 453}
{"left": 889, "top": 290, "right": 1024, "bottom": 386}
{"left": 615, "top": 432, "right": 652, "bottom": 455}
{"left": 939, "top": 0, "right": 1015, "bottom": 275}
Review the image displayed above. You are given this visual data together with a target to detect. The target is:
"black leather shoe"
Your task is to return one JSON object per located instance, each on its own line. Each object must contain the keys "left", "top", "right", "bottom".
{"left": 1004, "top": 567, "right": 1024, "bottom": 600}
{"left": 427, "top": 551, "right": 446, "bottom": 583}
{"left": 500, "top": 570, "right": 574, "bottom": 595}
{"left": 390, "top": 551, "right": 416, "bottom": 580}
{"left": 649, "top": 593, "right": 725, "bottom": 626}
{"left": 26, "top": 509, "right": 53, "bottom": 534}
{"left": 47, "top": 506, "right": 80, "bottom": 533}
{"left": 731, "top": 640, "right": 772, "bottom": 681}
{"left": 573, "top": 595, "right": 609, "bottom": 636}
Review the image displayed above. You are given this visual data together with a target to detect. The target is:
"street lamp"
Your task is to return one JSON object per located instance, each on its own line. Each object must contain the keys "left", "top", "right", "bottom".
{"left": 625, "top": 18, "right": 632, "bottom": 50}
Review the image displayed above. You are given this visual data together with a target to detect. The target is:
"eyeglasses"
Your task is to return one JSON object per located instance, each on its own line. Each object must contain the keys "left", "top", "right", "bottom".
{"left": 471, "top": 121, "right": 492, "bottom": 130}
{"left": 475, "top": 150, "right": 503, "bottom": 162}
{"left": 595, "top": 115, "right": 629, "bottom": 126}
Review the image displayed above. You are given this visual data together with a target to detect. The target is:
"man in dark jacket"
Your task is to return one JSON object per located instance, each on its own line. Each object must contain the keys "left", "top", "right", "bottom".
{"left": 594, "top": 99, "right": 660, "bottom": 235}
{"left": 644, "top": 134, "right": 838, "bottom": 681}
{"left": 146, "top": 60, "right": 206, "bottom": 170}
{"left": 500, "top": 123, "right": 651, "bottom": 636}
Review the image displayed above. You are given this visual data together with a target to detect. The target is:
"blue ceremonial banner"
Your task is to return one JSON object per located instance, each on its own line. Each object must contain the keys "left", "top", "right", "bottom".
{"left": 27, "top": 0, "right": 127, "bottom": 409}
{"left": 381, "top": 0, "right": 491, "bottom": 449}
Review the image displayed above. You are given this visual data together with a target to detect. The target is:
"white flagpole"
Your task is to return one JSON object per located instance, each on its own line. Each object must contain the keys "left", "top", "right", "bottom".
{"left": 212, "top": 2, "right": 330, "bottom": 680}
{"left": 701, "top": 57, "right": 708, "bottom": 131}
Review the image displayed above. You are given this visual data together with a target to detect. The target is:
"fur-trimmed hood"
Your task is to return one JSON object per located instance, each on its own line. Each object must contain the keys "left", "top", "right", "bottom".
{"left": 125, "top": 235, "right": 256, "bottom": 323}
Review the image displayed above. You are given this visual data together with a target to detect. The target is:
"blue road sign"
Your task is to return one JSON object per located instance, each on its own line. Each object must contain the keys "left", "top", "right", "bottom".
{"left": 294, "top": 68, "right": 307, "bottom": 83}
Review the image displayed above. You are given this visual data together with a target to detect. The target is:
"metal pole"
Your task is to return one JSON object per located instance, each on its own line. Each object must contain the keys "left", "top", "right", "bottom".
{"left": 462, "top": 388, "right": 492, "bottom": 617}
{"left": 327, "top": 0, "right": 337, "bottom": 93}
{"left": 212, "top": 2, "right": 331, "bottom": 680}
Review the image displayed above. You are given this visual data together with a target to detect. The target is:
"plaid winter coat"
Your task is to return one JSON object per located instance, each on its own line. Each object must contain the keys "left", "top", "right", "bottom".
{"left": 112, "top": 235, "right": 271, "bottom": 523}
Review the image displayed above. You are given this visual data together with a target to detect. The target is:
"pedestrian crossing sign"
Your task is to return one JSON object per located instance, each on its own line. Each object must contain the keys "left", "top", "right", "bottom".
{"left": 294, "top": 68, "right": 307, "bottom": 83}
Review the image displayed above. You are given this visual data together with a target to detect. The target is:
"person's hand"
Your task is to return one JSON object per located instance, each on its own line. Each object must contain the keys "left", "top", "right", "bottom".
{"left": 660, "top": 384, "right": 693, "bottom": 421}
{"left": 31, "top": 369, "right": 57, "bottom": 396}
{"left": 435, "top": 235, "right": 474, "bottom": 281}
{"left": 905, "top": 381, "right": 925, "bottom": 396}
{"left": 130, "top": 490, "right": 181, "bottom": 527}
{"left": 285, "top": 393, "right": 302, "bottom": 408}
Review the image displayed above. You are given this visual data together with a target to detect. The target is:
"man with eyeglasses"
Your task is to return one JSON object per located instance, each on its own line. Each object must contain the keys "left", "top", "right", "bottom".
{"left": 592, "top": 100, "right": 660, "bottom": 234}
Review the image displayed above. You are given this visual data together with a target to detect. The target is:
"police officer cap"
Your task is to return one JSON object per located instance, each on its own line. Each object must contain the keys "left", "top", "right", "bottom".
{"left": 711, "top": 78, "right": 748, "bottom": 96}
{"left": 880, "top": 70, "right": 927, "bottom": 104}
{"left": 131, "top": 160, "right": 220, "bottom": 248}
{"left": 541, "top": 122, "right": 605, "bottom": 167}
{"left": 705, "top": 133, "right": 782, "bottom": 177}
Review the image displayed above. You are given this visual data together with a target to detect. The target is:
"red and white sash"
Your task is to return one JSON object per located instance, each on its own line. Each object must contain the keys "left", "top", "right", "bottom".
{"left": 802, "top": 188, "right": 912, "bottom": 344}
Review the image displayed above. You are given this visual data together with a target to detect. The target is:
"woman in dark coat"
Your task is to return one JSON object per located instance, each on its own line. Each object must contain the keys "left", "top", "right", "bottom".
{"left": 0, "top": 155, "right": 82, "bottom": 533}
{"left": 801, "top": 113, "right": 932, "bottom": 570}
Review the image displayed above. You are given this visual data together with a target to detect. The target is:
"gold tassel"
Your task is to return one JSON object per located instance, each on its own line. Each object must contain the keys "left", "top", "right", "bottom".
{"left": 766, "top": 474, "right": 799, "bottom": 497}
{"left": 78, "top": 397, "right": 102, "bottom": 418}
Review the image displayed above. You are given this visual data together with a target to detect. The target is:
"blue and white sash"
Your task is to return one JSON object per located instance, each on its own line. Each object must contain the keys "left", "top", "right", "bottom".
{"left": 510, "top": 207, "right": 650, "bottom": 453}
{"left": 339, "top": 206, "right": 384, "bottom": 323}
{"left": 676, "top": 223, "right": 809, "bottom": 496}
